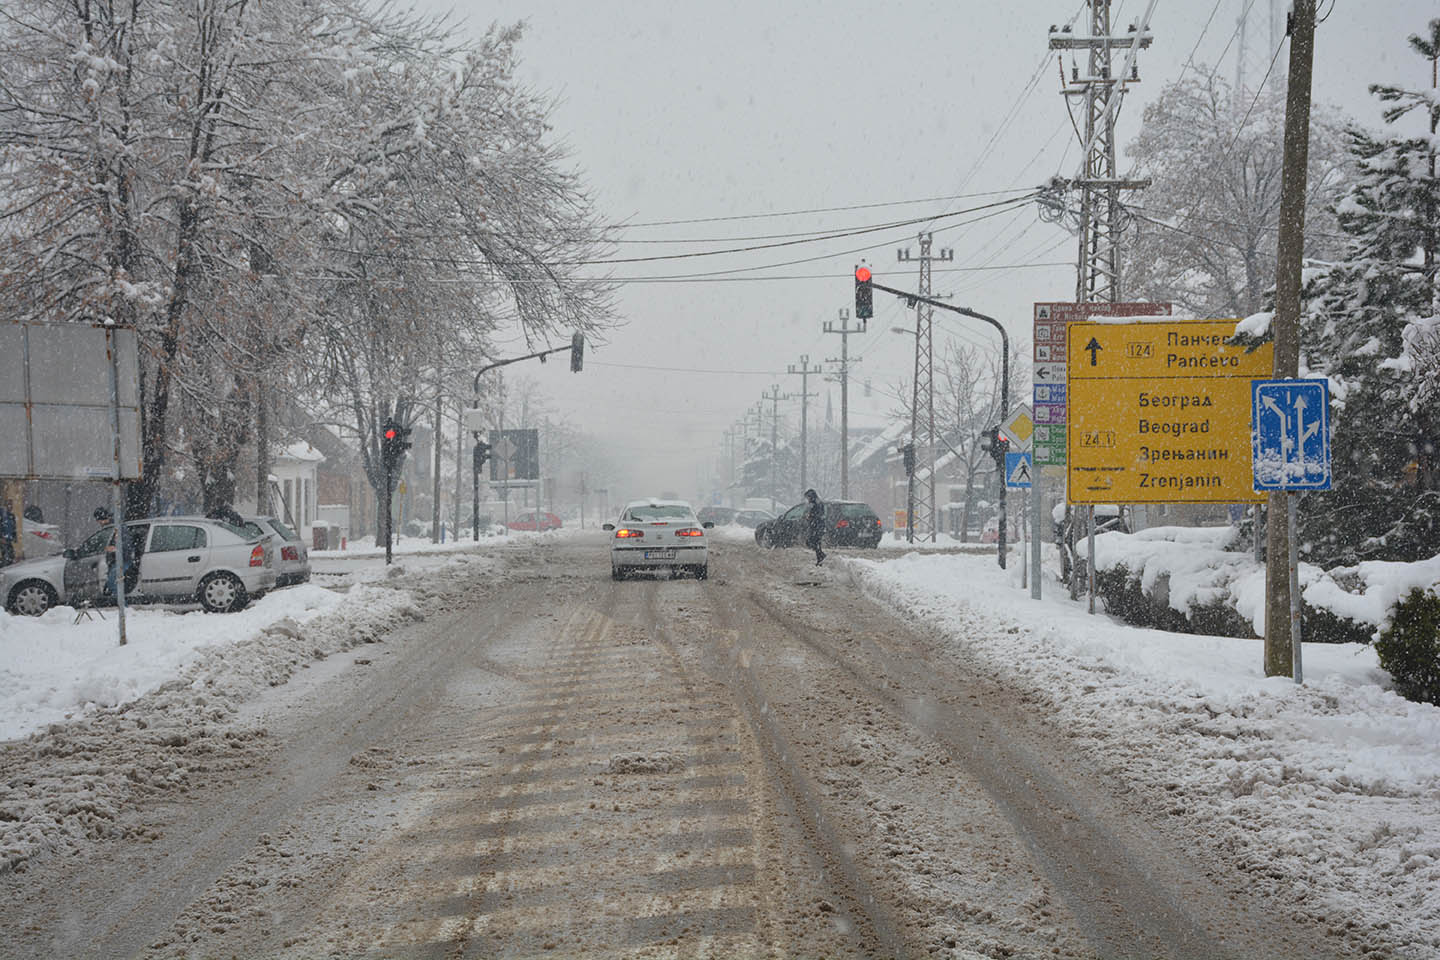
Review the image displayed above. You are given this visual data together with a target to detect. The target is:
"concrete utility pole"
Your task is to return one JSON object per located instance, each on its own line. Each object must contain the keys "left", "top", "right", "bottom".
{"left": 898, "top": 233, "right": 952, "bottom": 541}
{"left": 1266, "top": 0, "right": 1316, "bottom": 678}
{"left": 762, "top": 384, "right": 790, "bottom": 506}
{"left": 825, "top": 307, "right": 865, "bottom": 498}
{"left": 1050, "top": 0, "right": 1155, "bottom": 606}
{"left": 787, "top": 355, "right": 822, "bottom": 491}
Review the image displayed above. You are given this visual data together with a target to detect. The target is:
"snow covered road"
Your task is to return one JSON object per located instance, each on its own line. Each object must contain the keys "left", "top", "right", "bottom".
{"left": 0, "top": 532, "right": 1427, "bottom": 958}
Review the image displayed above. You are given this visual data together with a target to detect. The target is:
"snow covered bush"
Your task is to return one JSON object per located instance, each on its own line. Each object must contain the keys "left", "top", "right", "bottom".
{"left": 1374, "top": 589, "right": 1440, "bottom": 705}
{"left": 1090, "top": 526, "right": 1440, "bottom": 646}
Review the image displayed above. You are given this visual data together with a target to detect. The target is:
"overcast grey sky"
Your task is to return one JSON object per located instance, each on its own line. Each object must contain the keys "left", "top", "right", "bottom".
{"left": 420, "top": 0, "right": 1437, "bottom": 500}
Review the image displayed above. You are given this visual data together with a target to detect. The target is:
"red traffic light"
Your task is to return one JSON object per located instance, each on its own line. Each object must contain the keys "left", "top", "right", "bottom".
{"left": 855, "top": 266, "right": 872, "bottom": 283}
{"left": 384, "top": 428, "right": 397, "bottom": 440}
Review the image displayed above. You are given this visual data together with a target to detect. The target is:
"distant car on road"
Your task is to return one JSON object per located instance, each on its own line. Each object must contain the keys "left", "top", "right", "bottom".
{"left": 696, "top": 506, "right": 737, "bottom": 526}
{"left": 731, "top": 509, "right": 774, "bottom": 529}
{"left": 507, "top": 512, "right": 562, "bottom": 532}
{"left": 1, "top": 517, "right": 277, "bottom": 616}
{"left": 754, "top": 500, "right": 883, "bottom": 549}
{"left": 241, "top": 516, "right": 310, "bottom": 586}
{"left": 604, "top": 499, "right": 713, "bottom": 580}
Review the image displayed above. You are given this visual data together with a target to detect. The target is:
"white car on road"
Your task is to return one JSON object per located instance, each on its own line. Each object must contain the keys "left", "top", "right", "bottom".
{"left": 604, "top": 500, "right": 713, "bottom": 580}
{"left": 2, "top": 517, "right": 277, "bottom": 616}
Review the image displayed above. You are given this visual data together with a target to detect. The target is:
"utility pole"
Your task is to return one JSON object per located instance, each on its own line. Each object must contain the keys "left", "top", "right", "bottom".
{"left": 1050, "top": 0, "right": 1155, "bottom": 606}
{"left": 1050, "top": 1, "right": 1154, "bottom": 305}
{"left": 1266, "top": 0, "right": 1316, "bottom": 679}
{"left": 787, "top": 354, "right": 822, "bottom": 491}
{"left": 825, "top": 307, "right": 865, "bottom": 498}
{"left": 762, "top": 384, "right": 789, "bottom": 506}
{"left": 898, "top": 233, "right": 952, "bottom": 541}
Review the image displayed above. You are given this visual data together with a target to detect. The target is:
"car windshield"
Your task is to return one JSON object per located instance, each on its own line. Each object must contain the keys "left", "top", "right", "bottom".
{"left": 627, "top": 505, "right": 693, "bottom": 521}
{"left": 264, "top": 518, "right": 297, "bottom": 540}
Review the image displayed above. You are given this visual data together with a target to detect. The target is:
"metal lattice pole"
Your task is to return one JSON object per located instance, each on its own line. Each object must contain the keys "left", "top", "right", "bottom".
{"left": 898, "top": 233, "right": 952, "bottom": 540}
{"left": 1050, "top": 0, "right": 1155, "bottom": 602}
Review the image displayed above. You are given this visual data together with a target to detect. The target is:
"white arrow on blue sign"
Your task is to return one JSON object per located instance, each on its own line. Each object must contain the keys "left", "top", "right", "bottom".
{"left": 1251, "top": 379, "right": 1331, "bottom": 491}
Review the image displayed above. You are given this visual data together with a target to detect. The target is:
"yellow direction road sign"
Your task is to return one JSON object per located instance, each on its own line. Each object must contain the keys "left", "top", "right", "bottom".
{"left": 1066, "top": 320, "right": 1272, "bottom": 504}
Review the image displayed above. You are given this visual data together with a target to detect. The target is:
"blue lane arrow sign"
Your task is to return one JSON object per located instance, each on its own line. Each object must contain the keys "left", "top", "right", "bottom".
{"left": 1252, "top": 379, "right": 1331, "bottom": 491}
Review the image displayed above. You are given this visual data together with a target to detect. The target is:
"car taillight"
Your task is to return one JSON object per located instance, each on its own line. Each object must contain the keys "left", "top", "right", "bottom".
{"left": 875, "top": 518, "right": 882, "bottom": 526}
{"left": 249, "top": 544, "right": 264, "bottom": 567}
{"left": 281, "top": 546, "right": 299, "bottom": 561}
{"left": 836, "top": 519, "right": 850, "bottom": 528}
{"left": 615, "top": 528, "right": 643, "bottom": 538}
{"left": 675, "top": 528, "right": 704, "bottom": 537}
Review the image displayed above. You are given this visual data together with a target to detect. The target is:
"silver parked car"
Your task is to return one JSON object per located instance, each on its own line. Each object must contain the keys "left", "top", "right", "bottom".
{"left": 1, "top": 517, "right": 277, "bottom": 616}
{"left": 242, "top": 516, "right": 310, "bottom": 586}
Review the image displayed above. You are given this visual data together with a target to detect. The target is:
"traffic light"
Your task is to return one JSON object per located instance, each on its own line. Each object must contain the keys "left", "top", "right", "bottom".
{"left": 981, "top": 426, "right": 1010, "bottom": 463}
{"left": 901, "top": 441, "right": 916, "bottom": 477}
{"left": 381, "top": 418, "right": 412, "bottom": 470}
{"left": 472, "top": 439, "right": 491, "bottom": 472}
{"left": 570, "top": 332, "right": 584, "bottom": 372}
{"left": 855, "top": 265, "right": 873, "bottom": 319}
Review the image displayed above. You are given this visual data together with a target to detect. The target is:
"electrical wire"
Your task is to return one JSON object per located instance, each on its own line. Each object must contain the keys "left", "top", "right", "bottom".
{"left": 1175, "top": 0, "right": 1227, "bottom": 88}
{"left": 1220, "top": 37, "right": 1288, "bottom": 157}
{"left": 611, "top": 188, "right": 1036, "bottom": 229}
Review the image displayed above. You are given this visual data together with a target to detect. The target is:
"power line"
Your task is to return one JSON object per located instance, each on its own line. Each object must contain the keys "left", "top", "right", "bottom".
{"left": 611, "top": 188, "right": 1038, "bottom": 229}
{"left": 298, "top": 258, "right": 1073, "bottom": 286}
{"left": 1221, "top": 36, "right": 1288, "bottom": 157}
{"left": 317, "top": 193, "right": 1037, "bottom": 271}
{"left": 590, "top": 360, "right": 784, "bottom": 376}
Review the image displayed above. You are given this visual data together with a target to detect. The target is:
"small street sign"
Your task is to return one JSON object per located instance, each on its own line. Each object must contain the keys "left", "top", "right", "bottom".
{"left": 1252, "top": 379, "right": 1332, "bottom": 491}
{"left": 1001, "top": 404, "right": 1035, "bottom": 451}
{"left": 1005, "top": 451, "right": 1033, "bottom": 489}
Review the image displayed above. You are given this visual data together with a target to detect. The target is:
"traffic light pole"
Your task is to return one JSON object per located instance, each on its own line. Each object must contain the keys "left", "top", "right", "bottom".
{"left": 469, "top": 339, "right": 583, "bottom": 544}
{"left": 869, "top": 281, "right": 1010, "bottom": 567}
{"left": 383, "top": 460, "right": 393, "bottom": 566}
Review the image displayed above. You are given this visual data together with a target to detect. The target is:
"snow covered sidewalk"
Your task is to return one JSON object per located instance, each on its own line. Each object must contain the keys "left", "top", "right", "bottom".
{"left": 844, "top": 549, "right": 1440, "bottom": 958}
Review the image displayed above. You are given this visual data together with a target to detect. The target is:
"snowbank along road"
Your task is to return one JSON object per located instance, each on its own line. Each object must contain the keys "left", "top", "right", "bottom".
{"left": 0, "top": 534, "right": 1375, "bottom": 958}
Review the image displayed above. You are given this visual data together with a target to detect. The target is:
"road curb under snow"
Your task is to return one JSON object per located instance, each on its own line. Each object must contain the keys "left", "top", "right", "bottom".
{"left": 0, "top": 583, "right": 423, "bottom": 875}
{"left": 840, "top": 550, "right": 1440, "bottom": 959}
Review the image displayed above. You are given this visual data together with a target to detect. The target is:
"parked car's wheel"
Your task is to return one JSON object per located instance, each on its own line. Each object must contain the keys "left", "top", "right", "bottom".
{"left": 611, "top": 565, "right": 627, "bottom": 581}
{"left": 7, "top": 579, "right": 59, "bottom": 617}
{"left": 198, "top": 571, "right": 248, "bottom": 613}
{"left": 695, "top": 564, "right": 709, "bottom": 580}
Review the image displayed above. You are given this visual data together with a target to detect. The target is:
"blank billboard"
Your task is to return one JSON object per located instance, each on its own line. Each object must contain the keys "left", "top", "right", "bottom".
{"left": 0, "top": 322, "right": 142, "bottom": 480}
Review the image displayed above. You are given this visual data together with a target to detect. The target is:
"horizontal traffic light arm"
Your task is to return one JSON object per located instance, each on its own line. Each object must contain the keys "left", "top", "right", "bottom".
{"left": 869, "top": 279, "right": 1009, "bottom": 409}
{"left": 472, "top": 343, "right": 577, "bottom": 393}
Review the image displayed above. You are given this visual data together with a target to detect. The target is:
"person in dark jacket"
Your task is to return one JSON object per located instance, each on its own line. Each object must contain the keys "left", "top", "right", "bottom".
{"left": 803, "top": 488, "right": 826, "bottom": 565}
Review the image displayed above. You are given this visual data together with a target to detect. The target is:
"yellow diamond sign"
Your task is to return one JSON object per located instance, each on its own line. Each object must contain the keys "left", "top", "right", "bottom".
{"left": 1001, "top": 404, "right": 1035, "bottom": 450}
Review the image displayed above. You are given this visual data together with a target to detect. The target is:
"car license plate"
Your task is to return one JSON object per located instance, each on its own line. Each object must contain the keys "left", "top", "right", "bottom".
{"left": 644, "top": 549, "right": 677, "bottom": 560}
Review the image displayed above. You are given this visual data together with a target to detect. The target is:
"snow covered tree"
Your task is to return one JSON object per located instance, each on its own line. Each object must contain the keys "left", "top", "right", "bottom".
{"left": 1121, "top": 72, "right": 1349, "bottom": 318}
{"left": 1300, "top": 19, "right": 1440, "bottom": 564}
{"left": 0, "top": 2, "right": 612, "bottom": 521}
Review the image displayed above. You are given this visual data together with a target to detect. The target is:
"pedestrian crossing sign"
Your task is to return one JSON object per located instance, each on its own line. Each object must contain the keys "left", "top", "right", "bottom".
{"left": 1005, "top": 452, "right": 1033, "bottom": 489}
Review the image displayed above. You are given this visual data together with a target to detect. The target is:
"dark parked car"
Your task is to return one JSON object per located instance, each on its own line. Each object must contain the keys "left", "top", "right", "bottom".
{"left": 754, "top": 500, "right": 883, "bottom": 549}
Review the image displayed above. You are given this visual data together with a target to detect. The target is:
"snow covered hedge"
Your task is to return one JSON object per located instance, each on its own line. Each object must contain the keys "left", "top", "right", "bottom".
{"left": 1088, "top": 526, "right": 1440, "bottom": 652}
